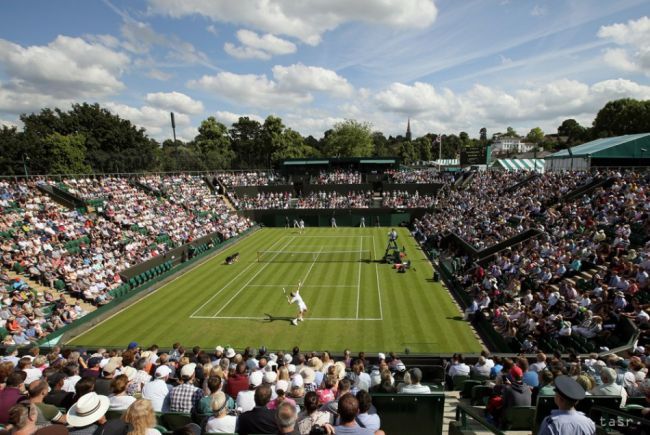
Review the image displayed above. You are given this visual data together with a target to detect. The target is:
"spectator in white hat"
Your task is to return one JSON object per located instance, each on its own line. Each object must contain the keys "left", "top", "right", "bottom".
{"left": 142, "top": 365, "right": 173, "bottom": 412}
{"left": 237, "top": 371, "right": 263, "bottom": 413}
{"left": 67, "top": 392, "right": 110, "bottom": 435}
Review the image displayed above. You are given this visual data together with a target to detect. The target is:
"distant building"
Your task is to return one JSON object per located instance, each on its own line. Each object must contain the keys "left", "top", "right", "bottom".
{"left": 492, "top": 136, "right": 534, "bottom": 154}
{"left": 405, "top": 118, "right": 412, "bottom": 141}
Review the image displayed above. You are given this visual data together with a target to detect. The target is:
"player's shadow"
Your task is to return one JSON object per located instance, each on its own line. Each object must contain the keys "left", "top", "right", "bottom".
{"left": 263, "top": 313, "right": 295, "bottom": 324}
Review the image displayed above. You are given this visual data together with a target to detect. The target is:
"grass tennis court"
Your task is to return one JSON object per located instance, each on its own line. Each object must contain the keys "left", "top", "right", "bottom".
{"left": 68, "top": 227, "right": 482, "bottom": 353}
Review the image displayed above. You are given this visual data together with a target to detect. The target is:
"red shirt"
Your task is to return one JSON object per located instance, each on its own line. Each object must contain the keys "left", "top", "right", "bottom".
{"left": 225, "top": 374, "right": 249, "bottom": 399}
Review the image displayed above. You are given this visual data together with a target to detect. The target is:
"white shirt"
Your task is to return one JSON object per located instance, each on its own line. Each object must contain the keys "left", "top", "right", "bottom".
{"left": 142, "top": 378, "right": 172, "bottom": 412}
{"left": 236, "top": 390, "right": 256, "bottom": 413}
{"left": 62, "top": 375, "right": 81, "bottom": 393}
{"left": 448, "top": 363, "right": 470, "bottom": 378}
{"left": 205, "top": 415, "right": 237, "bottom": 434}
{"left": 290, "top": 292, "right": 307, "bottom": 311}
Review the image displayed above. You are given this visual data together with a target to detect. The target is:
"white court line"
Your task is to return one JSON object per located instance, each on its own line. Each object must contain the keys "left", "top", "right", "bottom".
{"left": 248, "top": 284, "right": 357, "bottom": 288}
{"left": 356, "top": 236, "right": 362, "bottom": 319}
{"left": 300, "top": 246, "right": 323, "bottom": 286}
{"left": 71, "top": 228, "right": 261, "bottom": 343}
{"left": 190, "top": 234, "right": 287, "bottom": 317}
{"left": 372, "top": 235, "right": 384, "bottom": 320}
{"left": 212, "top": 237, "right": 295, "bottom": 316}
{"left": 292, "top": 235, "right": 373, "bottom": 238}
{"left": 191, "top": 316, "right": 382, "bottom": 321}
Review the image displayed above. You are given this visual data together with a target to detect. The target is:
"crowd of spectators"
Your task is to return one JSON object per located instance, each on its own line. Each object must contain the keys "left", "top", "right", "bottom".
{"left": 218, "top": 172, "right": 286, "bottom": 187}
{"left": 296, "top": 191, "right": 372, "bottom": 209}
{"left": 0, "top": 344, "right": 397, "bottom": 434}
{"left": 413, "top": 171, "right": 594, "bottom": 249}
{"left": 0, "top": 177, "right": 251, "bottom": 323}
{"left": 312, "top": 170, "right": 363, "bottom": 185}
{"left": 230, "top": 192, "right": 293, "bottom": 210}
{"left": 139, "top": 175, "right": 231, "bottom": 216}
{"left": 385, "top": 169, "right": 452, "bottom": 184}
{"left": 424, "top": 171, "right": 650, "bottom": 358}
{"left": 381, "top": 191, "right": 435, "bottom": 208}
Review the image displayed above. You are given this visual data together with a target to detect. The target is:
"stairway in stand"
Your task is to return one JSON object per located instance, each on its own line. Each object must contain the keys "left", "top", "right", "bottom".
{"left": 6, "top": 271, "right": 96, "bottom": 314}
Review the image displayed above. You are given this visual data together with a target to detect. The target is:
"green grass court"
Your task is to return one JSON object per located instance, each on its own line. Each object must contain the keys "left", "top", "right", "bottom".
{"left": 68, "top": 227, "right": 482, "bottom": 353}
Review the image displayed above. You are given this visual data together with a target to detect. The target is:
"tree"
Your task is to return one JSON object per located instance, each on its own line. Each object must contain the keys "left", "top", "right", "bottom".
{"left": 503, "top": 126, "right": 518, "bottom": 137}
{"left": 193, "top": 117, "right": 234, "bottom": 169}
{"left": 0, "top": 125, "right": 25, "bottom": 175}
{"left": 526, "top": 127, "right": 544, "bottom": 145}
{"left": 45, "top": 132, "right": 92, "bottom": 174}
{"left": 557, "top": 119, "right": 587, "bottom": 147}
{"left": 479, "top": 128, "right": 487, "bottom": 143}
{"left": 322, "top": 119, "right": 373, "bottom": 157}
{"left": 230, "top": 117, "right": 262, "bottom": 168}
{"left": 592, "top": 98, "right": 650, "bottom": 137}
{"left": 372, "top": 131, "right": 390, "bottom": 157}
{"left": 413, "top": 136, "right": 432, "bottom": 162}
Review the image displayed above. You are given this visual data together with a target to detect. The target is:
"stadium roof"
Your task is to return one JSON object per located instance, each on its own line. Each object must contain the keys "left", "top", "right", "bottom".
{"left": 492, "top": 158, "right": 544, "bottom": 172}
{"left": 547, "top": 133, "right": 650, "bottom": 159}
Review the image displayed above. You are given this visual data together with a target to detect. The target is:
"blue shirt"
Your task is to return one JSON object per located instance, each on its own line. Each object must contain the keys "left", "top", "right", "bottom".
{"left": 523, "top": 371, "right": 539, "bottom": 387}
{"left": 538, "top": 409, "right": 595, "bottom": 435}
{"left": 490, "top": 364, "right": 503, "bottom": 379}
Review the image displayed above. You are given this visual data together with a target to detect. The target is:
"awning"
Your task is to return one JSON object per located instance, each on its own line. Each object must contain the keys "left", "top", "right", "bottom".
{"left": 432, "top": 159, "right": 459, "bottom": 166}
{"left": 494, "top": 159, "right": 545, "bottom": 172}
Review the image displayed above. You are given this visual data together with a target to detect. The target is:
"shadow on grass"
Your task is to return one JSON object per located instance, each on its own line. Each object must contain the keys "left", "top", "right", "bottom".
{"left": 446, "top": 316, "right": 465, "bottom": 321}
{"left": 264, "top": 313, "right": 295, "bottom": 324}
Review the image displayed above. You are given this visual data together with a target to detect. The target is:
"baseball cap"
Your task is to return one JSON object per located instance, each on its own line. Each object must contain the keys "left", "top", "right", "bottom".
{"left": 509, "top": 366, "right": 523, "bottom": 380}
{"left": 291, "top": 374, "right": 304, "bottom": 388}
{"left": 155, "top": 365, "right": 172, "bottom": 378}
{"left": 180, "top": 363, "right": 196, "bottom": 378}
{"left": 263, "top": 371, "right": 277, "bottom": 384}
{"left": 249, "top": 371, "right": 263, "bottom": 387}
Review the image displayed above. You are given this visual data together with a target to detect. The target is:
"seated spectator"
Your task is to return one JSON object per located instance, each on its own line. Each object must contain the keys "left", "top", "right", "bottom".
{"left": 297, "top": 391, "right": 331, "bottom": 435}
{"left": 0, "top": 372, "right": 27, "bottom": 425}
{"left": 236, "top": 384, "right": 276, "bottom": 435}
{"left": 399, "top": 368, "right": 430, "bottom": 394}
{"left": 123, "top": 399, "right": 162, "bottom": 435}
{"left": 472, "top": 356, "right": 491, "bottom": 378}
{"left": 142, "top": 365, "right": 172, "bottom": 413}
{"left": 108, "top": 374, "right": 136, "bottom": 410}
{"left": 205, "top": 391, "right": 237, "bottom": 434}
{"left": 327, "top": 393, "right": 385, "bottom": 435}
{"left": 66, "top": 392, "right": 110, "bottom": 435}
{"left": 356, "top": 390, "right": 380, "bottom": 432}
{"left": 168, "top": 363, "right": 202, "bottom": 414}
{"left": 27, "top": 379, "right": 67, "bottom": 426}
{"left": 275, "top": 401, "right": 299, "bottom": 435}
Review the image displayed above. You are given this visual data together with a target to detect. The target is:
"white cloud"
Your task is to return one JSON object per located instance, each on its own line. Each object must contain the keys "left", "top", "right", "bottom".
{"left": 105, "top": 102, "right": 191, "bottom": 138}
{"left": 0, "top": 118, "right": 19, "bottom": 129}
{"left": 598, "top": 16, "right": 650, "bottom": 75}
{"left": 148, "top": 0, "right": 437, "bottom": 45}
{"left": 272, "top": 63, "right": 353, "bottom": 96}
{"left": 188, "top": 72, "right": 312, "bottom": 108}
{"left": 0, "top": 35, "right": 128, "bottom": 98}
{"left": 188, "top": 63, "right": 353, "bottom": 108}
{"left": 206, "top": 25, "right": 219, "bottom": 36}
{"left": 225, "top": 29, "right": 297, "bottom": 60}
{"left": 145, "top": 91, "right": 204, "bottom": 114}
{"left": 371, "top": 78, "right": 650, "bottom": 134}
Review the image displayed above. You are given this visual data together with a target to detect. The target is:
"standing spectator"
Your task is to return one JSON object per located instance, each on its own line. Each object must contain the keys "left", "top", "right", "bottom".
{"left": 538, "top": 376, "right": 595, "bottom": 435}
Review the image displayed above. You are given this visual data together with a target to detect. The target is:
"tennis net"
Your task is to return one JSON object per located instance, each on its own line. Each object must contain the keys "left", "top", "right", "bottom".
{"left": 257, "top": 250, "right": 372, "bottom": 263}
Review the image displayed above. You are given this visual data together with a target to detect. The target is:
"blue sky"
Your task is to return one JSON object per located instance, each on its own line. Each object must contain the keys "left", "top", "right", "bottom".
{"left": 0, "top": 0, "right": 648, "bottom": 141}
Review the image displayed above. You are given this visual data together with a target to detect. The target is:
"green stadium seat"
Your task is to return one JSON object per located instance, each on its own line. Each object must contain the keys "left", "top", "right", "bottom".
{"left": 503, "top": 406, "right": 535, "bottom": 430}
{"left": 460, "top": 380, "right": 482, "bottom": 399}
{"left": 452, "top": 375, "right": 470, "bottom": 391}
{"left": 161, "top": 413, "right": 193, "bottom": 431}
{"left": 371, "top": 393, "right": 445, "bottom": 435}
{"left": 105, "top": 409, "right": 125, "bottom": 420}
{"left": 471, "top": 385, "right": 494, "bottom": 406}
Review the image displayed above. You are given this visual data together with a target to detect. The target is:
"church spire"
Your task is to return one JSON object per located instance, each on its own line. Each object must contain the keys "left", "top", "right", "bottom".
{"left": 405, "top": 118, "right": 412, "bottom": 141}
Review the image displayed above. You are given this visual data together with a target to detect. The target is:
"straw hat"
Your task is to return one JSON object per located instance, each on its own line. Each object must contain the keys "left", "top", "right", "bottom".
{"left": 67, "top": 393, "right": 109, "bottom": 427}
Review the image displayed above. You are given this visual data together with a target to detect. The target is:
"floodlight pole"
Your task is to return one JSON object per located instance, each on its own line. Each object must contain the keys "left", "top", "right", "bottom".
{"left": 22, "top": 154, "right": 29, "bottom": 178}
{"left": 438, "top": 135, "right": 442, "bottom": 172}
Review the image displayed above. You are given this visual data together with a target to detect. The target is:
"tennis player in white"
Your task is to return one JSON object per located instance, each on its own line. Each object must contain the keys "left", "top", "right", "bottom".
{"left": 287, "top": 282, "right": 307, "bottom": 325}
